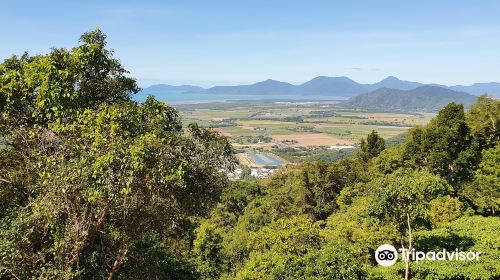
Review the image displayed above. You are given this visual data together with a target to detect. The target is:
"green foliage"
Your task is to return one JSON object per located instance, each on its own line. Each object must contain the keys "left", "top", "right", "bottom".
{"left": 246, "top": 215, "right": 322, "bottom": 256}
{"left": 192, "top": 180, "right": 264, "bottom": 279}
{"left": 429, "top": 196, "right": 465, "bottom": 226}
{"left": 410, "top": 216, "right": 500, "bottom": 279}
{"left": 466, "top": 95, "right": 500, "bottom": 149}
{"left": 0, "top": 31, "right": 234, "bottom": 279}
{"left": 301, "top": 244, "right": 367, "bottom": 280}
{"left": 192, "top": 158, "right": 368, "bottom": 278}
{"left": 462, "top": 144, "right": 500, "bottom": 215}
{"left": 192, "top": 97, "right": 500, "bottom": 279}
{"left": 221, "top": 180, "right": 263, "bottom": 215}
{"left": 368, "top": 169, "right": 453, "bottom": 233}
{"left": 2, "top": 30, "right": 500, "bottom": 280}
{"left": 231, "top": 216, "right": 366, "bottom": 279}
{"left": 273, "top": 146, "right": 356, "bottom": 163}
{"left": 323, "top": 196, "right": 399, "bottom": 262}
{"left": 193, "top": 221, "right": 225, "bottom": 279}
{"left": 264, "top": 159, "right": 368, "bottom": 221}
{"left": 0, "top": 98, "right": 234, "bottom": 279}
{"left": 0, "top": 29, "right": 137, "bottom": 129}
{"left": 368, "top": 145, "right": 406, "bottom": 175}
{"left": 117, "top": 241, "right": 198, "bottom": 280}
{"left": 358, "top": 130, "right": 385, "bottom": 161}
{"left": 404, "top": 103, "right": 476, "bottom": 185}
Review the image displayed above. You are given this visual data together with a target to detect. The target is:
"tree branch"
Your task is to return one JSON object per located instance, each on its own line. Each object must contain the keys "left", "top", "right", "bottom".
{"left": 108, "top": 242, "right": 128, "bottom": 280}
{"left": 0, "top": 178, "right": 11, "bottom": 184}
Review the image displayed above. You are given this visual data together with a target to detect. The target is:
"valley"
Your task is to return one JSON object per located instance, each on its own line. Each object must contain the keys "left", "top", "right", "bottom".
{"left": 176, "top": 99, "right": 435, "bottom": 166}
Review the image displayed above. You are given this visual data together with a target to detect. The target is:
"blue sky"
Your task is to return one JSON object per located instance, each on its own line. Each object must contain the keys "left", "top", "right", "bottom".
{"left": 1, "top": 0, "right": 499, "bottom": 87}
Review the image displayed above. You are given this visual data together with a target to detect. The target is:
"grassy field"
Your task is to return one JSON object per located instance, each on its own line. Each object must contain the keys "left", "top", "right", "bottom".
{"left": 176, "top": 100, "right": 434, "bottom": 164}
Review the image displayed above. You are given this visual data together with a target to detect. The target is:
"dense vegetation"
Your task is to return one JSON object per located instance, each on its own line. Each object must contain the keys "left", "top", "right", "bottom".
{"left": 0, "top": 30, "right": 233, "bottom": 279}
{"left": 272, "top": 146, "right": 357, "bottom": 163}
{"left": 1, "top": 31, "right": 499, "bottom": 279}
{"left": 193, "top": 97, "right": 499, "bottom": 279}
{"left": 346, "top": 85, "right": 478, "bottom": 112}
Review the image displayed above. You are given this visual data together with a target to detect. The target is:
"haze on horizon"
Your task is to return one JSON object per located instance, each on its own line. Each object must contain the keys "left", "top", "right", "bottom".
{"left": 1, "top": 0, "right": 500, "bottom": 87}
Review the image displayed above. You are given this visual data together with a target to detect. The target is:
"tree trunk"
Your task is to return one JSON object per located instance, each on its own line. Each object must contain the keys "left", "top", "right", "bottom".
{"left": 108, "top": 243, "right": 128, "bottom": 280}
{"left": 405, "top": 213, "right": 412, "bottom": 280}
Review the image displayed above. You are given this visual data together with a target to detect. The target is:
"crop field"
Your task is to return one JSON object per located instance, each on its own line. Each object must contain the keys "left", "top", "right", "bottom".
{"left": 273, "top": 133, "right": 353, "bottom": 146}
{"left": 176, "top": 100, "right": 434, "bottom": 164}
{"left": 238, "top": 152, "right": 284, "bottom": 167}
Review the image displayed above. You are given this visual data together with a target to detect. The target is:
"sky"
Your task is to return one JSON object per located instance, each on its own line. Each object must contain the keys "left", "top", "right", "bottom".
{"left": 1, "top": 0, "right": 499, "bottom": 87}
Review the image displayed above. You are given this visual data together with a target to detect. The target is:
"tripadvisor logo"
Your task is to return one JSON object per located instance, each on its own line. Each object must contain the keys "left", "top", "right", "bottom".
{"left": 375, "top": 244, "right": 482, "bottom": 266}
{"left": 375, "top": 244, "right": 398, "bottom": 266}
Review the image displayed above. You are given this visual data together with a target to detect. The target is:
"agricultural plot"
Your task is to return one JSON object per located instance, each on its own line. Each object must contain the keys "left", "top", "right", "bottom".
{"left": 249, "top": 153, "right": 283, "bottom": 166}
{"left": 273, "top": 133, "right": 353, "bottom": 146}
{"left": 238, "top": 152, "right": 284, "bottom": 166}
{"left": 177, "top": 100, "right": 435, "bottom": 159}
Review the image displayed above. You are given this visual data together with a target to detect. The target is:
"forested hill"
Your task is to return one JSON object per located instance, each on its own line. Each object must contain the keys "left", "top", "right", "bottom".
{"left": 345, "top": 85, "right": 477, "bottom": 112}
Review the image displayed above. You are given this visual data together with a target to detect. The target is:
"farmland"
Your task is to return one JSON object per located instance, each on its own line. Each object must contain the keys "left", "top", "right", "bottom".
{"left": 176, "top": 100, "right": 434, "bottom": 164}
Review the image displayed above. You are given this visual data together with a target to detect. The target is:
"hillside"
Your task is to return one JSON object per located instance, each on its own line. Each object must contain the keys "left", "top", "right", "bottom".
{"left": 205, "top": 79, "right": 297, "bottom": 95}
{"left": 345, "top": 85, "right": 477, "bottom": 112}
{"left": 450, "top": 82, "right": 500, "bottom": 96}
{"left": 297, "top": 76, "right": 368, "bottom": 96}
{"left": 370, "top": 75, "right": 423, "bottom": 90}
{"left": 203, "top": 76, "right": 422, "bottom": 97}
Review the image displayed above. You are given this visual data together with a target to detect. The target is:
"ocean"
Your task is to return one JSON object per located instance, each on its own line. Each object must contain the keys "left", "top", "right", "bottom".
{"left": 134, "top": 91, "right": 348, "bottom": 104}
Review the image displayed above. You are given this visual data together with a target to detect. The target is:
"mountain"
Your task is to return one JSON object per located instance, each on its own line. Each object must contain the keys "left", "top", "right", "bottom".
{"left": 345, "top": 85, "right": 477, "bottom": 112}
{"left": 297, "top": 76, "right": 368, "bottom": 96}
{"left": 369, "top": 76, "right": 423, "bottom": 91}
{"left": 139, "top": 77, "right": 500, "bottom": 98}
{"left": 450, "top": 82, "right": 500, "bottom": 97}
{"left": 141, "top": 84, "right": 205, "bottom": 93}
{"left": 202, "top": 76, "right": 443, "bottom": 97}
{"left": 203, "top": 76, "right": 369, "bottom": 97}
{"left": 205, "top": 79, "right": 297, "bottom": 95}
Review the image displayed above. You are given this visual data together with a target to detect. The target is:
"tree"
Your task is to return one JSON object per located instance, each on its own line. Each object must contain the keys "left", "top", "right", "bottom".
{"left": 428, "top": 196, "right": 465, "bottom": 226}
{"left": 263, "top": 159, "right": 368, "bottom": 221}
{"left": 404, "top": 103, "right": 477, "bottom": 186}
{"left": 368, "top": 169, "right": 452, "bottom": 279}
{"left": 0, "top": 31, "right": 234, "bottom": 279}
{"left": 359, "top": 130, "right": 386, "bottom": 162}
{"left": 0, "top": 28, "right": 137, "bottom": 130}
{"left": 192, "top": 180, "right": 263, "bottom": 279}
{"left": 369, "top": 145, "right": 405, "bottom": 175}
{"left": 193, "top": 221, "right": 225, "bottom": 279}
{"left": 412, "top": 216, "right": 500, "bottom": 279}
{"left": 233, "top": 216, "right": 366, "bottom": 279}
{"left": 0, "top": 97, "right": 234, "bottom": 279}
{"left": 0, "top": 28, "right": 140, "bottom": 221}
{"left": 465, "top": 95, "right": 500, "bottom": 150}
{"left": 302, "top": 244, "right": 367, "bottom": 280}
{"left": 462, "top": 144, "right": 500, "bottom": 215}
{"left": 324, "top": 195, "right": 400, "bottom": 263}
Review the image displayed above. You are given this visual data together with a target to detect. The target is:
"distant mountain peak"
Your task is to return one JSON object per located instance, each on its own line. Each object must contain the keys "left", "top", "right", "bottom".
{"left": 372, "top": 76, "right": 422, "bottom": 91}
{"left": 138, "top": 76, "right": 500, "bottom": 99}
{"left": 310, "top": 76, "right": 354, "bottom": 82}
{"left": 258, "top": 79, "right": 288, "bottom": 84}
{"left": 380, "top": 76, "right": 400, "bottom": 82}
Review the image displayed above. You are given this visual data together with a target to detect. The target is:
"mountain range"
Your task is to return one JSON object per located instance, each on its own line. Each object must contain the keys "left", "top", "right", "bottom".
{"left": 346, "top": 85, "right": 477, "bottom": 112}
{"left": 139, "top": 76, "right": 500, "bottom": 98}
